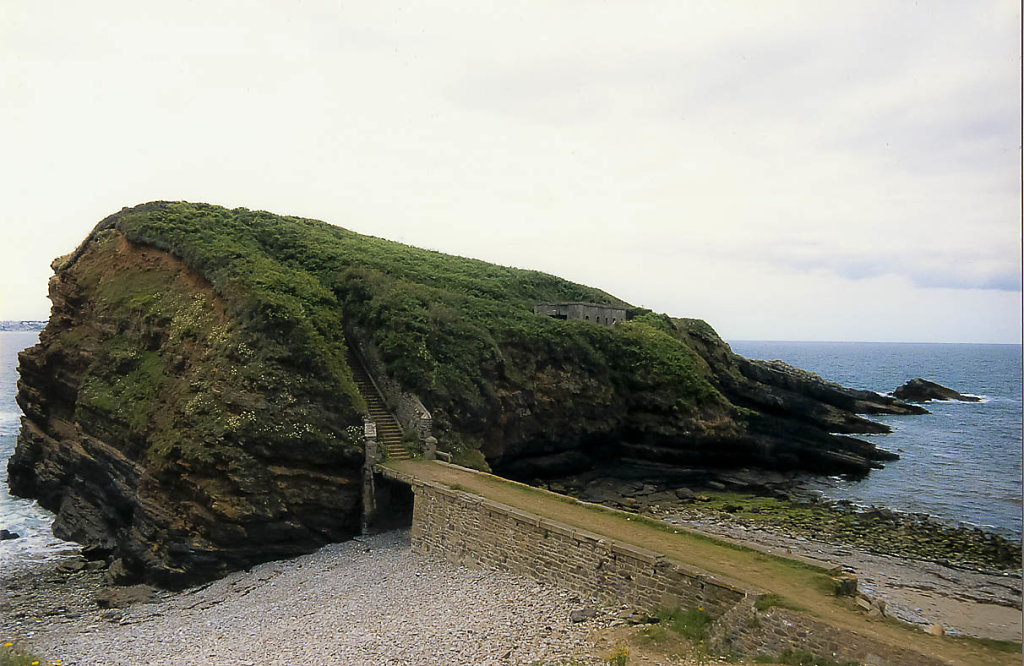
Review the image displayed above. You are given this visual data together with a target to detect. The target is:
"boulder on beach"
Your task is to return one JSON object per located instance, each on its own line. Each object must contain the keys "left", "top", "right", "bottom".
{"left": 893, "top": 378, "right": 981, "bottom": 403}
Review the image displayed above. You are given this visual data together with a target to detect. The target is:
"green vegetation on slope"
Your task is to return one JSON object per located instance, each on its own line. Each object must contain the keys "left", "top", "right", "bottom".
{"left": 102, "top": 201, "right": 730, "bottom": 458}
{"left": 61, "top": 225, "right": 365, "bottom": 469}
{"left": 0, "top": 642, "right": 46, "bottom": 666}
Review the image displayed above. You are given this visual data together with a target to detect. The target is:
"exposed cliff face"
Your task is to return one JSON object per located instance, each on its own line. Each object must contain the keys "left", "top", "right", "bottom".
{"left": 493, "top": 317, "right": 924, "bottom": 480}
{"left": 9, "top": 229, "right": 364, "bottom": 587}
{"left": 9, "top": 202, "right": 928, "bottom": 586}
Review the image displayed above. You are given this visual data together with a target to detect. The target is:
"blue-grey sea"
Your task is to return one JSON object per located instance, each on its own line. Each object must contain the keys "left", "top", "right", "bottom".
{"left": 0, "top": 330, "right": 77, "bottom": 565}
{"left": 2, "top": 331, "right": 1021, "bottom": 564}
{"left": 730, "top": 340, "right": 1022, "bottom": 540}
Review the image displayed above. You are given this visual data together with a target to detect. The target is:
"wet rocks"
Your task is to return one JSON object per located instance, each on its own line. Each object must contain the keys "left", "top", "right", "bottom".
{"left": 569, "top": 607, "right": 598, "bottom": 622}
{"left": 674, "top": 488, "right": 696, "bottom": 500}
{"left": 94, "top": 585, "right": 158, "bottom": 609}
{"left": 894, "top": 378, "right": 981, "bottom": 403}
{"left": 56, "top": 557, "right": 88, "bottom": 573}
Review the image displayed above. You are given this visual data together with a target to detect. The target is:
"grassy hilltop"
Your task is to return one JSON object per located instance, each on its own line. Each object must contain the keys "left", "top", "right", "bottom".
{"left": 107, "top": 201, "right": 731, "bottom": 467}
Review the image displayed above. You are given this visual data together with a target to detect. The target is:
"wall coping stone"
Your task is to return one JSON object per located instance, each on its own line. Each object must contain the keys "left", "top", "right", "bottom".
{"left": 609, "top": 541, "right": 662, "bottom": 565}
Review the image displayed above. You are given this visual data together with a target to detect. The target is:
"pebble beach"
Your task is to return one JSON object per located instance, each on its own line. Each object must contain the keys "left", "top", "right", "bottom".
{"left": 2, "top": 531, "right": 604, "bottom": 666}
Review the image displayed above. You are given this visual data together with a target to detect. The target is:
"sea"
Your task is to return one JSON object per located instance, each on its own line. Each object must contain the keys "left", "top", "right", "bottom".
{"left": 1, "top": 331, "right": 1021, "bottom": 567}
{"left": 0, "top": 330, "right": 78, "bottom": 566}
{"left": 730, "top": 340, "right": 1022, "bottom": 540}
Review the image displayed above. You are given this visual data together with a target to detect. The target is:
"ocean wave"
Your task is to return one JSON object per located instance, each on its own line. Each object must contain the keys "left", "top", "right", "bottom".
{"left": 0, "top": 498, "right": 76, "bottom": 565}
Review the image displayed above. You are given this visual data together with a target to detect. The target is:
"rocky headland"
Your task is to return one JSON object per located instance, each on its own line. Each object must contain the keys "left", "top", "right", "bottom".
{"left": 894, "top": 378, "right": 982, "bottom": 403}
{"left": 8, "top": 202, "right": 932, "bottom": 586}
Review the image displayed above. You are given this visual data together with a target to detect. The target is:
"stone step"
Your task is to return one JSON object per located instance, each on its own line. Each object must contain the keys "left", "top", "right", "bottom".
{"left": 347, "top": 349, "right": 412, "bottom": 460}
{"left": 369, "top": 416, "right": 398, "bottom": 425}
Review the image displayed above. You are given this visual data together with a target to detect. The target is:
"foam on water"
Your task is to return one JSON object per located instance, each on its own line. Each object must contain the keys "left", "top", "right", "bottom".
{"left": 732, "top": 340, "right": 1023, "bottom": 540}
{"left": 0, "top": 330, "right": 78, "bottom": 566}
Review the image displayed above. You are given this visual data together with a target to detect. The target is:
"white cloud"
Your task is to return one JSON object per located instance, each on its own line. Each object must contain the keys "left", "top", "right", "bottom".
{"left": 0, "top": 0, "right": 1019, "bottom": 342}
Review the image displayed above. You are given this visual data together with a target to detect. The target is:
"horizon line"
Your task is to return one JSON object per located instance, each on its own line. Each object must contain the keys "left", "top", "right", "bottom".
{"left": 727, "top": 338, "right": 1022, "bottom": 346}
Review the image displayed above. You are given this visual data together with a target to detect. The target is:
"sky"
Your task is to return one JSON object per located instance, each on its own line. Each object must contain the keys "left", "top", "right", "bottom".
{"left": 1, "top": 1, "right": 1020, "bottom": 343}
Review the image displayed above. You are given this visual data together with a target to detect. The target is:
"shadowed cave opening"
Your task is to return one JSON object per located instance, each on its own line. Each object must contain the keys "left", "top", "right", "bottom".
{"left": 368, "top": 476, "right": 414, "bottom": 533}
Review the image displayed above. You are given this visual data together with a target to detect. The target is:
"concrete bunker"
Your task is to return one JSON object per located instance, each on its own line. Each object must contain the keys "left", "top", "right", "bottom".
{"left": 533, "top": 302, "right": 627, "bottom": 327}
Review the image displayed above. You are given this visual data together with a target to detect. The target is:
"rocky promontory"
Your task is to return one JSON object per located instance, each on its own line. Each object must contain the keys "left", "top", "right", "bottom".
{"left": 894, "top": 378, "right": 981, "bottom": 403}
{"left": 9, "top": 202, "right": 929, "bottom": 586}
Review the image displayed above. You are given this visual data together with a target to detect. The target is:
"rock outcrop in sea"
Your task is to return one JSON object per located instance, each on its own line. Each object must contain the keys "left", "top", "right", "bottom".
{"left": 894, "top": 378, "right": 981, "bottom": 403}
{"left": 8, "top": 202, "right": 928, "bottom": 586}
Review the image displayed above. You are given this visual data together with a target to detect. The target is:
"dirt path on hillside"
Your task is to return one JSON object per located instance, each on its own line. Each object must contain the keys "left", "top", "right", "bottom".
{"left": 391, "top": 460, "right": 1019, "bottom": 666}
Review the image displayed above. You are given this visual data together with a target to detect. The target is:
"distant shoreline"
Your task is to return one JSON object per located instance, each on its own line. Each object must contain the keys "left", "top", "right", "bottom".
{"left": 0, "top": 321, "right": 45, "bottom": 332}
{"left": 728, "top": 338, "right": 1022, "bottom": 347}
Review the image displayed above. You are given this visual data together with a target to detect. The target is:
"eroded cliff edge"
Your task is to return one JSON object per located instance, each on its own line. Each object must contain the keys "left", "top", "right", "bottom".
{"left": 8, "top": 202, "right": 925, "bottom": 586}
{"left": 9, "top": 226, "right": 365, "bottom": 586}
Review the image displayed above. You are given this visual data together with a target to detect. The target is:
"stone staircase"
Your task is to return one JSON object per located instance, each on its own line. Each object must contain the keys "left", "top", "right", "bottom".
{"left": 348, "top": 351, "right": 410, "bottom": 461}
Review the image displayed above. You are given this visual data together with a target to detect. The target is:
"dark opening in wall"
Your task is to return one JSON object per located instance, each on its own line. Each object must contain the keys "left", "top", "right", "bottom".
{"left": 368, "top": 477, "right": 414, "bottom": 532}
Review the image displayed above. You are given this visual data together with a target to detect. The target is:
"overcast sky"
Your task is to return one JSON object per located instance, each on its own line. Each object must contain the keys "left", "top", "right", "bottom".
{"left": 1, "top": 1, "right": 1020, "bottom": 342}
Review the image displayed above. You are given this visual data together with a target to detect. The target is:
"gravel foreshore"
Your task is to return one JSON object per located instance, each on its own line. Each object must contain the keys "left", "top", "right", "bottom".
{"left": 3, "top": 531, "right": 604, "bottom": 665}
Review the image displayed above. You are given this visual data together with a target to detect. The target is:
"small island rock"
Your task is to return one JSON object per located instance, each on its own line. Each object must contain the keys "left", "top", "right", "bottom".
{"left": 893, "top": 378, "right": 981, "bottom": 403}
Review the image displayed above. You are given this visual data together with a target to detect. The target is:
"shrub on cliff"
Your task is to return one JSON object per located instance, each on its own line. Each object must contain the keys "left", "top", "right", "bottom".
{"left": 105, "top": 201, "right": 730, "bottom": 458}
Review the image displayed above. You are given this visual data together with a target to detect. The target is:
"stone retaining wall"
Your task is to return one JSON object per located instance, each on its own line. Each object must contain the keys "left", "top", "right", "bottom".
{"left": 374, "top": 368, "right": 432, "bottom": 440}
{"left": 710, "top": 601, "right": 946, "bottom": 666}
{"left": 409, "top": 479, "right": 748, "bottom": 617}
{"left": 390, "top": 467, "right": 948, "bottom": 666}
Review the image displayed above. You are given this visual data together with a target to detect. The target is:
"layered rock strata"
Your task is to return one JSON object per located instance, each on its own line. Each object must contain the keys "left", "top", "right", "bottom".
{"left": 9, "top": 230, "right": 363, "bottom": 587}
{"left": 495, "top": 319, "right": 925, "bottom": 480}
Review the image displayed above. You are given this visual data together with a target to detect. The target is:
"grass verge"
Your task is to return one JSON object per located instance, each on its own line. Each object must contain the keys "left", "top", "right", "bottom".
{"left": 0, "top": 642, "right": 48, "bottom": 666}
